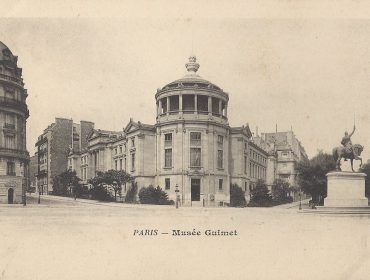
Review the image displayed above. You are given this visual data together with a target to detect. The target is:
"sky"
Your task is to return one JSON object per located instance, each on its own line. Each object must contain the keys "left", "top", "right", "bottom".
{"left": 1, "top": 16, "right": 370, "bottom": 159}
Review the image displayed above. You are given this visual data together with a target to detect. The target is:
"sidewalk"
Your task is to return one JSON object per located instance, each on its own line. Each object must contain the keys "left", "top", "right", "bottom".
{"left": 273, "top": 198, "right": 311, "bottom": 209}
{"left": 27, "top": 193, "right": 174, "bottom": 209}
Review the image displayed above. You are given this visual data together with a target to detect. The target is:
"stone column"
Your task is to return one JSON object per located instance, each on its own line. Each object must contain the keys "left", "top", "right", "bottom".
{"left": 179, "top": 94, "right": 183, "bottom": 112}
{"left": 194, "top": 94, "right": 197, "bottom": 114}
{"left": 218, "top": 99, "right": 222, "bottom": 115}
{"left": 167, "top": 96, "right": 170, "bottom": 114}
{"left": 158, "top": 99, "right": 162, "bottom": 115}
{"left": 208, "top": 96, "right": 211, "bottom": 113}
{"left": 179, "top": 94, "right": 183, "bottom": 118}
{"left": 225, "top": 103, "right": 228, "bottom": 117}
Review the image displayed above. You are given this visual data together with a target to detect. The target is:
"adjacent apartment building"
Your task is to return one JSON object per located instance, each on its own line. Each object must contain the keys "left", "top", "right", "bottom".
{"left": 0, "top": 41, "right": 30, "bottom": 204}
{"left": 35, "top": 118, "right": 94, "bottom": 194}
{"left": 260, "top": 131, "right": 308, "bottom": 189}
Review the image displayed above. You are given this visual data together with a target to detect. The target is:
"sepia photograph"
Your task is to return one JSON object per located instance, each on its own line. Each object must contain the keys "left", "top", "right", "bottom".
{"left": 1, "top": 1, "right": 370, "bottom": 279}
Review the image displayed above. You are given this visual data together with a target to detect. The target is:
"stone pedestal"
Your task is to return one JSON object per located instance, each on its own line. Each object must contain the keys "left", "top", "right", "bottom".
{"left": 324, "top": 172, "right": 368, "bottom": 207}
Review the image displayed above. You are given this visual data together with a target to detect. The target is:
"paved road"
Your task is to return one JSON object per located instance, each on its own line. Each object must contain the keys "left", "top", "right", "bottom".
{"left": 26, "top": 194, "right": 85, "bottom": 206}
{"left": 1, "top": 195, "right": 369, "bottom": 280}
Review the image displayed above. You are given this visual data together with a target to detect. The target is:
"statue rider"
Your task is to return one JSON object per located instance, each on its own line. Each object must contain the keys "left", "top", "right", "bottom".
{"left": 341, "top": 125, "right": 355, "bottom": 161}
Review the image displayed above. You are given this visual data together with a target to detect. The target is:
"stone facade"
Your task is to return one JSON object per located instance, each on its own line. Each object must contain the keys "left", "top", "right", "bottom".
{"left": 260, "top": 131, "right": 308, "bottom": 192}
{"left": 324, "top": 172, "right": 368, "bottom": 207}
{"left": 68, "top": 56, "right": 278, "bottom": 206}
{"left": 35, "top": 118, "right": 94, "bottom": 194}
{"left": 0, "top": 42, "right": 29, "bottom": 204}
{"left": 29, "top": 154, "right": 38, "bottom": 189}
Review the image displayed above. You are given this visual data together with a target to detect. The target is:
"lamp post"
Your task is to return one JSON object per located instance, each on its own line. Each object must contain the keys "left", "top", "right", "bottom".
{"left": 38, "top": 185, "right": 41, "bottom": 204}
{"left": 299, "top": 189, "right": 302, "bottom": 210}
{"left": 175, "top": 184, "right": 180, "bottom": 209}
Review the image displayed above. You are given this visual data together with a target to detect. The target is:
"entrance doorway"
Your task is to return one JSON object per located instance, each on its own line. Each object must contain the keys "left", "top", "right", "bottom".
{"left": 191, "top": 179, "right": 200, "bottom": 202}
{"left": 8, "top": 188, "right": 14, "bottom": 204}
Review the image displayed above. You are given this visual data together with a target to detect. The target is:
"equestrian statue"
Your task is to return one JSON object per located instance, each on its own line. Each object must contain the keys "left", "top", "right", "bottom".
{"left": 332, "top": 125, "right": 364, "bottom": 172}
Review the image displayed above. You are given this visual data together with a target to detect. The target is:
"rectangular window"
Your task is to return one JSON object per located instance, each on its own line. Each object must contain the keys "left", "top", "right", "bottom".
{"left": 120, "top": 159, "right": 123, "bottom": 170}
{"left": 7, "top": 162, "right": 15, "bottom": 176}
{"left": 5, "top": 136, "right": 15, "bottom": 149}
{"left": 218, "top": 179, "right": 223, "bottom": 191}
{"left": 131, "top": 153, "right": 135, "bottom": 171}
{"left": 245, "top": 182, "right": 247, "bottom": 192}
{"left": 183, "top": 94, "right": 195, "bottom": 111}
{"left": 162, "top": 98, "right": 167, "bottom": 113}
{"left": 190, "top": 148, "right": 201, "bottom": 167}
{"left": 115, "top": 148, "right": 118, "bottom": 155}
{"left": 165, "top": 149, "right": 172, "bottom": 168}
{"left": 212, "top": 97, "right": 220, "bottom": 114}
{"left": 115, "top": 160, "right": 118, "bottom": 170}
{"left": 19, "top": 163, "right": 23, "bottom": 176}
{"left": 217, "top": 150, "right": 223, "bottom": 169}
{"left": 164, "top": 133, "right": 172, "bottom": 147}
{"left": 5, "top": 113, "right": 15, "bottom": 125}
{"left": 197, "top": 95, "right": 208, "bottom": 112}
{"left": 131, "top": 138, "right": 135, "bottom": 147}
{"left": 119, "top": 145, "right": 123, "bottom": 154}
{"left": 190, "top": 132, "right": 201, "bottom": 146}
{"left": 165, "top": 178, "right": 170, "bottom": 190}
{"left": 169, "top": 95, "right": 179, "bottom": 111}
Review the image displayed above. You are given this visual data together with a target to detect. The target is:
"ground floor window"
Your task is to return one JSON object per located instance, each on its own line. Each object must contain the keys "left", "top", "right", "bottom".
{"left": 165, "top": 178, "right": 170, "bottom": 190}
{"left": 7, "top": 161, "right": 15, "bottom": 176}
{"left": 218, "top": 179, "right": 223, "bottom": 191}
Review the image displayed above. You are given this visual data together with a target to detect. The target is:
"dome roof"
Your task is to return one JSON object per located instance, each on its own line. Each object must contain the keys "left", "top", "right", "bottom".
{"left": 0, "top": 41, "right": 13, "bottom": 54}
{"left": 0, "top": 41, "right": 10, "bottom": 52}
{"left": 161, "top": 56, "right": 223, "bottom": 91}
{"left": 0, "top": 41, "right": 15, "bottom": 61}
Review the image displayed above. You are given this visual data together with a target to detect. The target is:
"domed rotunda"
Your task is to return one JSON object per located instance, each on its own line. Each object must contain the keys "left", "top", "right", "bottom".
{"left": 155, "top": 56, "right": 230, "bottom": 206}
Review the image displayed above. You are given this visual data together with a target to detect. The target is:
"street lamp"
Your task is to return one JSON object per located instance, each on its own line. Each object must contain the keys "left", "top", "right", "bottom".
{"left": 299, "top": 189, "right": 302, "bottom": 210}
{"left": 175, "top": 184, "right": 180, "bottom": 209}
{"left": 22, "top": 177, "right": 26, "bottom": 206}
{"left": 38, "top": 185, "right": 41, "bottom": 204}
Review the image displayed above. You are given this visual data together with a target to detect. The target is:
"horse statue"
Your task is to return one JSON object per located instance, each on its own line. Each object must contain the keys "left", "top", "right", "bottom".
{"left": 332, "top": 144, "right": 364, "bottom": 172}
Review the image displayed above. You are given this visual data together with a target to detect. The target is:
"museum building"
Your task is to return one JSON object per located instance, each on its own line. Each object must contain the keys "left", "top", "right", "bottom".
{"left": 69, "top": 56, "right": 273, "bottom": 206}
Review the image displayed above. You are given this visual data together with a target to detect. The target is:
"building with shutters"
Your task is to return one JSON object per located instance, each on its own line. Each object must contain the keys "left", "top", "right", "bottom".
{"left": 0, "top": 42, "right": 30, "bottom": 204}
{"left": 35, "top": 118, "right": 94, "bottom": 194}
